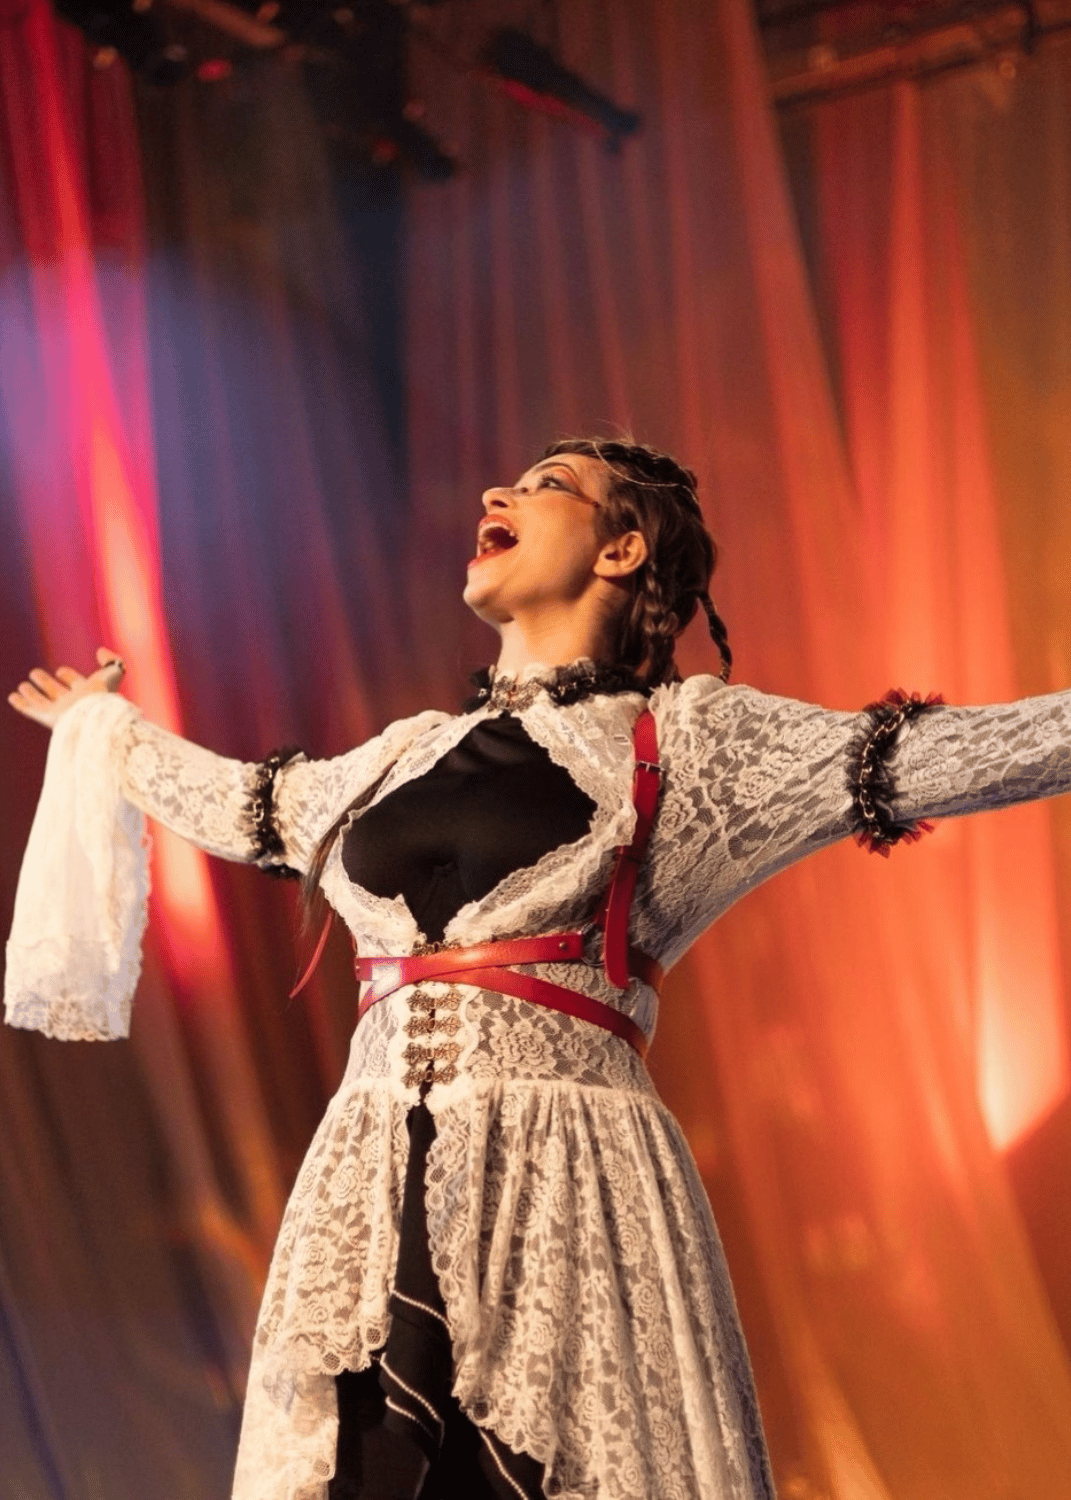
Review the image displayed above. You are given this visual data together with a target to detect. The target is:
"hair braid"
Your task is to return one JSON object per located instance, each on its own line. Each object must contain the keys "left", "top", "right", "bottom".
{"left": 700, "top": 593, "right": 732, "bottom": 682}
{"left": 632, "top": 565, "right": 682, "bottom": 686}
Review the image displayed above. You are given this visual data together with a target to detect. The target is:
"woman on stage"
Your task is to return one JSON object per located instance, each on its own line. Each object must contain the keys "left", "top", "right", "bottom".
{"left": 8, "top": 438, "right": 1071, "bottom": 1500}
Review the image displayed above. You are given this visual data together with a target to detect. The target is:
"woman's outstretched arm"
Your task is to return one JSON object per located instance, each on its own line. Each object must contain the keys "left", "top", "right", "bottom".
{"left": 5, "top": 649, "right": 449, "bottom": 1039}
{"left": 10, "top": 648, "right": 286, "bottom": 868}
{"left": 9, "top": 648, "right": 452, "bottom": 873}
{"left": 647, "top": 677, "right": 1071, "bottom": 967}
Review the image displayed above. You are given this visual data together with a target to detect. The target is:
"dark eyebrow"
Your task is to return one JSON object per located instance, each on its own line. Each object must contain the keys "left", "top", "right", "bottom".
{"left": 526, "top": 459, "right": 582, "bottom": 485}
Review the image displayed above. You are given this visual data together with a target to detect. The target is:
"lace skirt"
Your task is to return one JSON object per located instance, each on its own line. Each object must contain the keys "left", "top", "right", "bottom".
{"left": 230, "top": 1054, "right": 775, "bottom": 1500}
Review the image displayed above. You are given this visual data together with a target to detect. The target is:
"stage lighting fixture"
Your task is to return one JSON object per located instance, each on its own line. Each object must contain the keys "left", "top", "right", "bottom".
{"left": 382, "top": 112, "right": 457, "bottom": 180}
{"left": 322, "top": 110, "right": 458, "bottom": 179}
{"left": 53, "top": 0, "right": 188, "bottom": 81}
{"left": 481, "top": 27, "right": 641, "bottom": 148}
{"left": 211, "top": 0, "right": 458, "bottom": 180}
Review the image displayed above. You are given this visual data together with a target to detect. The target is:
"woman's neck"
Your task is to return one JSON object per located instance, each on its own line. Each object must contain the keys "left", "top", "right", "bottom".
{"left": 493, "top": 609, "right": 613, "bottom": 677}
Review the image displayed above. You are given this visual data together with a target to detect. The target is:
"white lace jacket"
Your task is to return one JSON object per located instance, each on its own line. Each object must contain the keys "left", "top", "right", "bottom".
{"left": 7, "top": 669, "right": 1071, "bottom": 1500}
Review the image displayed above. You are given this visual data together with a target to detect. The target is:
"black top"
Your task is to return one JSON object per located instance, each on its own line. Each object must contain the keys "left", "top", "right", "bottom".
{"left": 340, "top": 714, "right": 597, "bottom": 944}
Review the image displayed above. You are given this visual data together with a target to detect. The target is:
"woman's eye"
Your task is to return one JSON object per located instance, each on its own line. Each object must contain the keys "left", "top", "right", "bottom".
{"left": 539, "top": 474, "right": 564, "bottom": 489}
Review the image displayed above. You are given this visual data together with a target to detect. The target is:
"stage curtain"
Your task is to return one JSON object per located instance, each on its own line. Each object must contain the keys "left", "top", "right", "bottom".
{"left": 0, "top": 10, "right": 259, "bottom": 1495}
{"left": 6, "top": 0, "right": 1071, "bottom": 1496}
{"left": 0, "top": 12, "right": 410, "bottom": 1497}
{"left": 406, "top": 2, "right": 1071, "bottom": 1494}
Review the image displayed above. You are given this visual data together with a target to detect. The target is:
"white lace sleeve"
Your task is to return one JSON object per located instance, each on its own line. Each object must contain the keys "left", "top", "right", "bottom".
{"left": 890, "top": 690, "right": 1071, "bottom": 825}
{"left": 651, "top": 679, "right": 1071, "bottom": 959}
{"left": 115, "top": 715, "right": 263, "bottom": 863}
{"left": 653, "top": 681, "right": 856, "bottom": 916}
{"left": 5, "top": 693, "right": 149, "bottom": 1041}
{"left": 113, "top": 709, "right": 452, "bottom": 876}
{"left": 4, "top": 696, "right": 451, "bottom": 1042}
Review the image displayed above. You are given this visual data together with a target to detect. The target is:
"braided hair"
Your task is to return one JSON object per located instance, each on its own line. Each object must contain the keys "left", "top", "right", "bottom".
{"left": 541, "top": 437, "right": 732, "bottom": 687}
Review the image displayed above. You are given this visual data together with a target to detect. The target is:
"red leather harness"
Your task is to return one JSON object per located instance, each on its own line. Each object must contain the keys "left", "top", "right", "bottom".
{"left": 352, "top": 708, "right": 662, "bottom": 1060}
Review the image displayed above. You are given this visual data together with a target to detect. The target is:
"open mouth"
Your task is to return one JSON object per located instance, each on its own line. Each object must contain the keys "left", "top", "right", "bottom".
{"left": 473, "top": 517, "right": 519, "bottom": 560}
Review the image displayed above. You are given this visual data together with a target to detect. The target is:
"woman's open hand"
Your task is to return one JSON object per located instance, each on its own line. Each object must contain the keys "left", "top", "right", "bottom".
{"left": 8, "top": 647, "right": 126, "bottom": 729}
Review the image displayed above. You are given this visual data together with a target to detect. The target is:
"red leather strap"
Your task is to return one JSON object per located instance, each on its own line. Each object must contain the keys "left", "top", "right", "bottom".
{"left": 358, "top": 957, "right": 647, "bottom": 1057}
{"left": 628, "top": 947, "right": 663, "bottom": 990}
{"left": 456, "top": 967, "right": 648, "bottom": 1058}
{"left": 598, "top": 708, "right": 661, "bottom": 988}
{"left": 355, "top": 932, "right": 661, "bottom": 1008}
{"left": 355, "top": 933, "right": 584, "bottom": 1012}
{"left": 355, "top": 931, "right": 586, "bottom": 997}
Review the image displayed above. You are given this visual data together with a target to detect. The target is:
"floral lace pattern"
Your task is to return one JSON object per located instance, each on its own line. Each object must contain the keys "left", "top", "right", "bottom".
{"left": 15, "top": 671, "right": 1071, "bottom": 1499}
{"left": 5, "top": 694, "right": 149, "bottom": 1041}
{"left": 238, "top": 1008, "right": 771, "bottom": 1500}
{"left": 429, "top": 1084, "right": 773, "bottom": 1500}
{"left": 253, "top": 1084, "right": 412, "bottom": 1373}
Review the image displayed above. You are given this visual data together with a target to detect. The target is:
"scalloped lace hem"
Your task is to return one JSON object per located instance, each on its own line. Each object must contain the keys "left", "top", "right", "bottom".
{"left": 239, "top": 1081, "right": 774, "bottom": 1500}
{"left": 4, "top": 934, "right": 144, "bottom": 1040}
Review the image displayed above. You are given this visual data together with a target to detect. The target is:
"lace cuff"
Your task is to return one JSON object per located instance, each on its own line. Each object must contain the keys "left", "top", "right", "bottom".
{"left": 847, "top": 689, "right": 944, "bottom": 855}
{"left": 5, "top": 694, "right": 149, "bottom": 1040}
{"left": 249, "top": 746, "right": 306, "bottom": 879}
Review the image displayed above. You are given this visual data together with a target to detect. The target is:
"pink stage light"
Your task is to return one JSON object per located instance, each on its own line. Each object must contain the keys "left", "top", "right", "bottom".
{"left": 27, "top": 4, "right": 229, "bottom": 979}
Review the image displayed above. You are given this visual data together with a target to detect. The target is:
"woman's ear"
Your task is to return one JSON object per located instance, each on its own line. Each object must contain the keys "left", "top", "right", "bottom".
{"left": 595, "top": 530, "right": 648, "bottom": 579}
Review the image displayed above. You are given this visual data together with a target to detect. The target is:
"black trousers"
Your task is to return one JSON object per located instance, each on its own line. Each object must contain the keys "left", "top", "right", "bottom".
{"left": 328, "top": 1103, "right": 545, "bottom": 1500}
{"left": 329, "top": 1365, "right": 505, "bottom": 1500}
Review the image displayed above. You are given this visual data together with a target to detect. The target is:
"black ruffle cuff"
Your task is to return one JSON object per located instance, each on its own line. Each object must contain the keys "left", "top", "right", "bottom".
{"left": 847, "top": 689, "right": 944, "bottom": 856}
{"left": 248, "top": 745, "right": 305, "bottom": 879}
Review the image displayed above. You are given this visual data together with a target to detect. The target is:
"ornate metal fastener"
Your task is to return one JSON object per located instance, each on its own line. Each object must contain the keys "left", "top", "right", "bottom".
{"left": 402, "top": 1040, "right": 461, "bottom": 1090}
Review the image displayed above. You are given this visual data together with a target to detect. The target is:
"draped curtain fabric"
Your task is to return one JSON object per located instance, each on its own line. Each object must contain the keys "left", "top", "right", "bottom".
{"left": 942, "top": 43, "right": 1071, "bottom": 1348}
{"left": 6, "top": 0, "right": 1071, "bottom": 1497}
{"left": 0, "top": 12, "right": 410, "bottom": 1496}
{"left": 0, "top": 12, "right": 253, "bottom": 1495}
{"left": 406, "top": 2, "right": 1071, "bottom": 1494}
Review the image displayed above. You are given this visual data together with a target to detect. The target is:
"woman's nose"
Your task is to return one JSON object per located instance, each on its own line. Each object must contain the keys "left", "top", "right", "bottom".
{"left": 481, "top": 486, "right": 513, "bottom": 511}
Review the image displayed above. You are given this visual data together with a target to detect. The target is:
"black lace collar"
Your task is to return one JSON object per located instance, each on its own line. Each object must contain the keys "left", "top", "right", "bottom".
{"left": 463, "top": 659, "right": 649, "bottom": 713}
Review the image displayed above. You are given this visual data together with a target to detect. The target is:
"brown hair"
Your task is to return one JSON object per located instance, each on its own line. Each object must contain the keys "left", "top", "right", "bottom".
{"left": 541, "top": 437, "right": 731, "bottom": 687}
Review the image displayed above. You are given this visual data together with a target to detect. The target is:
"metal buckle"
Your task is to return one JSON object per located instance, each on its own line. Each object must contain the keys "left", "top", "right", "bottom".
{"left": 370, "top": 960, "right": 402, "bottom": 1000}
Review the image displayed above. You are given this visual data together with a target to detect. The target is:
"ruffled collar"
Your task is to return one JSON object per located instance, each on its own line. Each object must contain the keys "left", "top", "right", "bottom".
{"left": 463, "top": 658, "right": 648, "bottom": 713}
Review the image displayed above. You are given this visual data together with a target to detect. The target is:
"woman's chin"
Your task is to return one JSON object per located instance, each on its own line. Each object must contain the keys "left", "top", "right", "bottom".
{"left": 462, "top": 574, "right": 507, "bottom": 623}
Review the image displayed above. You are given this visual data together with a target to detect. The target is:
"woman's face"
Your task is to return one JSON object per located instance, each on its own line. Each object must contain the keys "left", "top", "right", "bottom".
{"left": 463, "top": 454, "right": 615, "bottom": 626}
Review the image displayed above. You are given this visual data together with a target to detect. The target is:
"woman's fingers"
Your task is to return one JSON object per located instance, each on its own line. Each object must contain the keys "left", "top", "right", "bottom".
{"left": 8, "top": 680, "right": 63, "bottom": 727}
{"left": 14, "top": 677, "right": 63, "bottom": 708}
{"left": 10, "top": 649, "right": 126, "bottom": 728}
{"left": 93, "top": 646, "right": 125, "bottom": 690}
{"left": 92, "top": 648, "right": 125, "bottom": 690}
{"left": 28, "top": 667, "right": 72, "bottom": 699}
